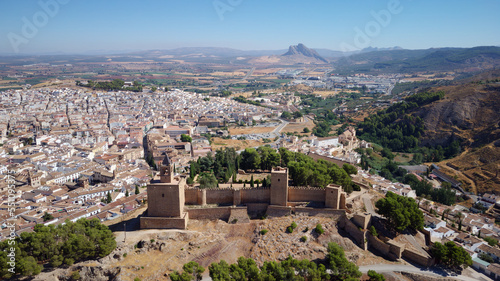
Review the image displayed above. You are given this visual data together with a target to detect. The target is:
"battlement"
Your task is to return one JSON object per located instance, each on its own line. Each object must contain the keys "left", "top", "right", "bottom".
{"left": 289, "top": 186, "right": 325, "bottom": 191}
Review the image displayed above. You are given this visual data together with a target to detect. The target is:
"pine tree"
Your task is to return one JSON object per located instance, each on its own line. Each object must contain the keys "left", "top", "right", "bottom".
{"left": 135, "top": 185, "right": 139, "bottom": 195}
{"left": 125, "top": 190, "right": 129, "bottom": 197}
{"left": 250, "top": 175, "right": 254, "bottom": 188}
{"left": 106, "top": 192, "right": 112, "bottom": 203}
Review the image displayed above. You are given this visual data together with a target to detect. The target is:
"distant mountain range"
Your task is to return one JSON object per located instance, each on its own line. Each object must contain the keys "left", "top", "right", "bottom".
{"left": 2, "top": 45, "right": 500, "bottom": 73}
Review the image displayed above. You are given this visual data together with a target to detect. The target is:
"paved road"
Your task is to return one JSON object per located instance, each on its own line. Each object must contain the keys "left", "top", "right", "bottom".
{"left": 362, "top": 194, "right": 377, "bottom": 216}
{"left": 359, "top": 264, "right": 492, "bottom": 281}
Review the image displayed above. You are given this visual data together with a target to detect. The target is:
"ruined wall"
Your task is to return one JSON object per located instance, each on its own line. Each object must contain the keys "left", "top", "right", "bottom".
{"left": 402, "top": 249, "right": 434, "bottom": 267}
{"left": 266, "top": 205, "right": 292, "bottom": 217}
{"left": 294, "top": 207, "right": 345, "bottom": 219}
{"left": 228, "top": 207, "right": 250, "bottom": 223}
{"left": 205, "top": 189, "right": 234, "bottom": 205}
{"left": 187, "top": 207, "right": 231, "bottom": 221}
{"left": 288, "top": 187, "right": 325, "bottom": 203}
{"left": 368, "top": 233, "right": 391, "bottom": 257}
{"left": 246, "top": 203, "right": 269, "bottom": 218}
{"left": 185, "top": 188, "right": 198, "bottom": 205}
{"left": 352, "top": 213, "right": 371, "bottom": 229}
{"left": 339, "top": 216, "right": 367, "bottom": 249}
{"left": 241, "top": 188, "right": 270, "bottom": 204}
{"left": 307, "top": 152, "right": 351, "bottom": 167}
{"left": 140, "top": 214, "right": 188, "bottom": 229}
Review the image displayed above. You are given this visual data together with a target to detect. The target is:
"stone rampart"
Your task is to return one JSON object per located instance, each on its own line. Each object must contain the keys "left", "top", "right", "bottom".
{"left": 402, "top": 248, "right": 434, "bottom": 267}
{"left": 288, "top": 187, "right": 325, "bottom": 203}
{"left": 187, "top": 207, "right": 231, "bottom": 221}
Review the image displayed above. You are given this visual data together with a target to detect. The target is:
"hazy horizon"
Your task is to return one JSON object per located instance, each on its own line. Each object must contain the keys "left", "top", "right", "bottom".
{"left": 1, "top": 0, "right": 499, "bottom": 55}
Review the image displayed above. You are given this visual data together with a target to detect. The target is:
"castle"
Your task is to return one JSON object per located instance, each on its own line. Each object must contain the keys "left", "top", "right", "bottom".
{"left": 140, "top": 154, "right": 347, "bottom": 229}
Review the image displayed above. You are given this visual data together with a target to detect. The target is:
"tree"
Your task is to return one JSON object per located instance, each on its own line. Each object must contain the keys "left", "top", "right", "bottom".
{"left": 250, "top": 175, "right": 254, "bottom": 188}
{"left": 240, "top": 148, "right": 261, "bottom": 171}
{"left": 375, "top": 191, "right": 424, "bottom": 232}
{"left": 106, "top": 192, "right": 112, "bottom": 203}
{"left": 368, "top": 270, "right": 386, "bottom": 281}
{"left": 198, "top": 172, "right": 218, "bottom": 189}
{"left": 303, "top": 127, "right": 310, "bottom": 133}
{"left": 171, "top": 261, "right": 205, "bottom": 281}
{"left": 181, "top": 134, "right": 192, "bottom": 143}
{"left": 455, "top": 212, "right": 464, "bottom": 231}
{"left": 342, "top": 163, "right": 358, "bottom": 175}
{"left": 42, "top": 212, "right": 54, "bottom": 222}
{"left": 431, "top": 242, "right": 472, "bottom": 272}
{"left": 484, "top": 237, "right": 498, "bottom": 247}
{"left": 135, "top": 185, "right": 140, "bottom": 195}
{"left": 281, "top": 111, "right": 292, "bottom": 119}
{"left": 125, "top": 190, "right": 129, "bottom": 197}
{"left": 292, "top": 111, "right": 303, "bottom": 119}
{"left": 326, "top": 242, "right": 362, "bottom": 280}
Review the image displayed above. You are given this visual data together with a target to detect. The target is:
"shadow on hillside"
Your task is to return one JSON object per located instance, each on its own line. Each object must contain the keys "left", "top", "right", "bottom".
{"left": 107, "top": 209, "right": 146, "bottom": 232}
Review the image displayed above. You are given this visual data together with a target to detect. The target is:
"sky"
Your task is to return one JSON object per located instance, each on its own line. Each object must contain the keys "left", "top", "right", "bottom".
{"left": 0, "top": 0, "right": 499, "bottom": 54}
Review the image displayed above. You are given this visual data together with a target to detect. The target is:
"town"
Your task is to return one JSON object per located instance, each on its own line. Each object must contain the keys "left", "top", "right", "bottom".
{"left": 0, "top": 77, "right": 499, "bottom": 280}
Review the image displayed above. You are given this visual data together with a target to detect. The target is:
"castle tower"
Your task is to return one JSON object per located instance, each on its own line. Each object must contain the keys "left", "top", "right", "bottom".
{"left": 160, "top": 153, "right": 173, "bottom": 183}
{"left": 141, "top": 153, "right": 188, "bottom": 229}
{"left": 270, "top": 167, "right": 288, "bottom": 206}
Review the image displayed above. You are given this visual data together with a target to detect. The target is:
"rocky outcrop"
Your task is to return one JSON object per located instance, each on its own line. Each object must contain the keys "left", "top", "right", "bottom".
{"left": 282, "top": 43, "right": 329, "bottom": 63}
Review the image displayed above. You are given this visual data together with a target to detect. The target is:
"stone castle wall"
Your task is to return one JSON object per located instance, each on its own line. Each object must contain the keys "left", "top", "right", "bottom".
{"left": 187, "top": 207, "right": 231, "bottom": 220}
{"left": 241, "top": 188, "right": 271, "bottom": 204}
{"left": 402, "top": 248, "right": 434, "bottom": 267}
{"left": 288, "top": 187, "right": 325, "bottom": 203}
{"left": 206, "top": 189, "right": 233, "bottom": 205}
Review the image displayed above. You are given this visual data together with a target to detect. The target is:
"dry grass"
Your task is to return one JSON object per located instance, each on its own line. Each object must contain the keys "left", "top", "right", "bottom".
{"left": 281, "top": 118, "right": 315, "bottom": 135}
{"left": 211, "top": 137, "right": 264, "bottom": 151}
{"left": 229, "top": 126, "right": 275, "bottom": 135}
{"left": 312, "top": 90, "right": 339, "bottom": 97}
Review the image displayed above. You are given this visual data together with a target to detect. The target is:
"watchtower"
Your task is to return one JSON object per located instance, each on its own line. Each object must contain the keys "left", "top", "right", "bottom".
{"left": 270, "top": 167, "right": 288, "bottom": 206}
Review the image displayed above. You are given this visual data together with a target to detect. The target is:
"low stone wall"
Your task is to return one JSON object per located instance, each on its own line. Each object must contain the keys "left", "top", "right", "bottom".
{"left": 246, "top": 203, "right": 269, "bottom": 218}
{"left": 307, "top": 152, "right": 351, "bottom": 167}
{"left": 368, "top": 233, "right": 391, "bottom": 256}
{"left": 140, "top": 214, "right": 188, "bottom": 229}
{"left": 187, "top": 207, "right": 231, "bottom": 221}
{"left": 339, "top": 216, "right": 367, "bottom": 249}
{"left": 402, "top": 248, "right": 434, "bottom": 267}
{"left": 228, "top": 207, "right": 250, "bottom": 223}
{"left": 288, "top": 187, "right": 325, "bottom": 203}
{"left": 266, "top": 205, "right": 292, "bottom": 217}
{"left": 294, "top": 207, "right": 345, "bottom": 219}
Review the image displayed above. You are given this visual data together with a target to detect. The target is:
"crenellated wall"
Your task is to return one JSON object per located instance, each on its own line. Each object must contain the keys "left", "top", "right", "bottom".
{"left": 288, "top": 187, "right": 325, "bottom": 203}
{"left": 205, "top": 189, "right": 234, "bottom": 205}
{"left": 241, "top": 188, "right": 270, "bottom": 204}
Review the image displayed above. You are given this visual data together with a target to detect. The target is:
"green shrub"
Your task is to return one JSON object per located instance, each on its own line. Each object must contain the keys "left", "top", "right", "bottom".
{"left": 150, "top": 239, "right": 155, "bottom": 243}
{"left": 260, "top": 229, "right": 268, "bottom": 235}
{"left": 300, "top": 236, "right": 307, "bottom": 242}
{"left": 287, "top": 226, "right": 294, "bottom": 233}
{"left": 134, "top": 278, "right": 141, "bottom": 281}
{"left": 70, "top": 271, "right": 80, "bottom": 280}
{"left": 315, "top": 224, "right": 324, "bottom": 235}
{"left": 291, "top": 222, "right": 297, "bottom": 229}
{"left": 369, "top": 226, "right": 378, "bottom": 237}
{"left": 123, "top": 253, "right": 127, "bottom": 258}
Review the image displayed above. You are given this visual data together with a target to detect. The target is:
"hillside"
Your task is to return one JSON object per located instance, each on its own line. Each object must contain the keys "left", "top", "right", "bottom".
{"left": 335, "top": 46, "right": 500, "bottom": 74}
{"left": 358, "top": 70, "right": 500, "bottom": 193}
